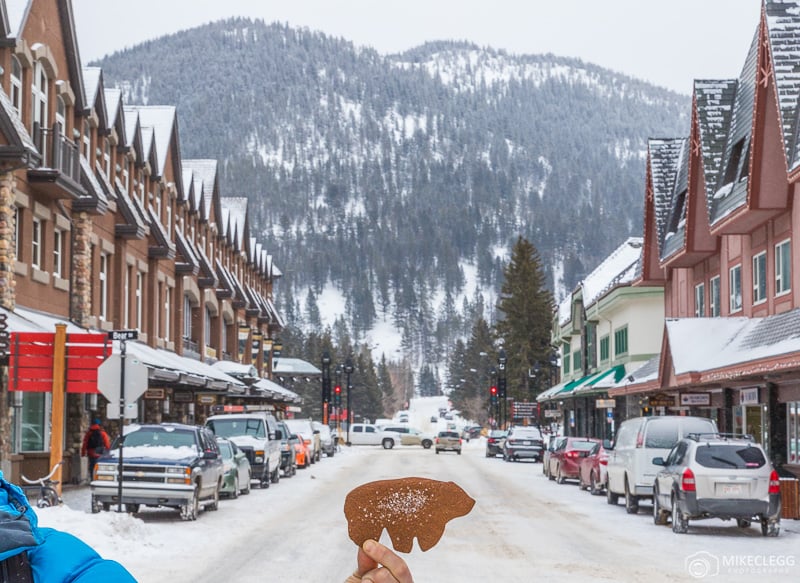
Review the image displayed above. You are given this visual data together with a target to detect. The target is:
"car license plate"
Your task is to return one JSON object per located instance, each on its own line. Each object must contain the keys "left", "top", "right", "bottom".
{"left": 522, "top": 440, "right": 531, "bottom": 445}
{"left": 719, "top": 483, "right": 743, "bottom": 496}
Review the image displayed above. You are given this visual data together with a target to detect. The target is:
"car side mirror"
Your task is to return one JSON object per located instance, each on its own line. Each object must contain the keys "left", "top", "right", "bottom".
{"left": 603, "top": 439, "right": 613, "bottom": 450}
{"left": 203, "top": 451, "right": 218, "bottom": 460}
{"left": 313, "top": 429, "right": 320, "bottom": 434}
{"left": 652, "top": 456, "right": 665, "bottom": 466}
{"left": 275, "top": 429, "right": 283, "bottom": 439}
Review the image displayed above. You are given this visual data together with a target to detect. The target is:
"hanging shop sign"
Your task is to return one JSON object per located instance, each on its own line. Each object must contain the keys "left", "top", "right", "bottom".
{"left": 596, "top": 399, "right": 616, "bottom": 408}
{"left": 173, "top": 392, "right": 194, "bottom": 403}
{"left": 740, "top": 387, "right": 759, "bottom": 406}
{"left": 680, "top": 393, "right": 710, "bottom": 406}
{"left": 197, "top": 395, "right": 217, "bottom": 405}
{"left": 647, "top": 393, "right": 675, "bottom": 408}
{"left": 145, "top": 388, "right": 166, "bottom": 399}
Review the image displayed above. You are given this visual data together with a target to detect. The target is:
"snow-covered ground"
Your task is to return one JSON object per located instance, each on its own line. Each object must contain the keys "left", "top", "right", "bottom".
{"left": 31, "top": 396, "right": 800, "bottom": 582}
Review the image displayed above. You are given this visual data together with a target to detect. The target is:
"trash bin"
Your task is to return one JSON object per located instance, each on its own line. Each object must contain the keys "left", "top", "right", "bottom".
{"left": 780, "top": 478, "right": 800, "bottom": 520}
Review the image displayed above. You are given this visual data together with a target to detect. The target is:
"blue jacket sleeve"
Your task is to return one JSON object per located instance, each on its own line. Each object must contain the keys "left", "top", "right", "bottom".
{"left": 27, "top": 528, "right": 137, "bottom": 583}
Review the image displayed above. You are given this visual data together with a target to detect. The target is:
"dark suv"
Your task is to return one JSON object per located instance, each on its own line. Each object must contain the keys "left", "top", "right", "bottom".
{"left": 90, "top": 423, "right": 223, "bottom": 521}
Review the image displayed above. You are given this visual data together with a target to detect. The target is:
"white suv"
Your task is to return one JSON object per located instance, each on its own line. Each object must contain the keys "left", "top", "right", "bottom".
{"left": 605, "top": 415, "right": 717, "bottom": 514}
{"left": 652, "top": 434, "right": 781, "bottom": 536}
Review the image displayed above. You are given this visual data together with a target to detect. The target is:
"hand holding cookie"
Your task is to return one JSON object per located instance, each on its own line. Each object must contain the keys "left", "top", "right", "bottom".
{"left": 344, "top": 539, "right": 414, "bottom": 583}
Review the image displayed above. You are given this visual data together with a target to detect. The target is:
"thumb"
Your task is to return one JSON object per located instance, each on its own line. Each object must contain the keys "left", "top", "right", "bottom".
{"left": 356, "top": 540, "right": 379, "bottom": 574}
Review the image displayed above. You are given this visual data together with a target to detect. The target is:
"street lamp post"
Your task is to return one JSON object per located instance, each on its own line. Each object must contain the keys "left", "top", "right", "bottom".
{"left": 321, "top": 352, "right": 332, "bottom": 425}
{"left": 498, "top": 349, "right": 507, "bottom": 429}
{"left": 344, "top": 356, "right": 354, "bottom": 445}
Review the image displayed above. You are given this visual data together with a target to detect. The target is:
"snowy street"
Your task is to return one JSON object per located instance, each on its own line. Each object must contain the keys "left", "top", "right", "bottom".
{"left": 40, "top": 433, "right": 800, "bottom": 582}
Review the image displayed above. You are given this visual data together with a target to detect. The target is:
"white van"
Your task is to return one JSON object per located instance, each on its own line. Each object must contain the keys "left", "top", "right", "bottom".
{"left": 605, "top": 415, "right": 717, "bottom": 514}
{"left": 205, "top": 412, "right": 281, "bottom": 488}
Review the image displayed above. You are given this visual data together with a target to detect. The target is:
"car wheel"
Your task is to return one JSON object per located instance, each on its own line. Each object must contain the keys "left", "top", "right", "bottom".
{"left": 181, "top": 486, "right": 199, "bottom": 521}
{"left": 271, "top": 465, "right": 280, "bottom": 484}
{"left": 436, "top": 449, "right": 440, "bottom": 454}
{"left": 304, "top": 456, "right": 310, "bottom": 468}
{"left": 457, "top": 449, "right": 461, "bottom": 455}
{"left": 578, "top": 473, "right": 587, "bottom": 491}
{"left": 423, "top": 441, "right": 432, "bottom": 449}
{"left": 232, "top": 475, "right": 240, "bottom": 499}
{"left": 736, "top": 518, "right": 750, "bottom": 528}
{"left": 242, "top": 471, "right": 251, "bottom": 495}
{"left": 761, "top": 518, "right": 780, "bottom": 537}
{"left": 329, "top": 448, "right": 335, "bottom": 458}
{"left": 91, "top": 495, "right": 103, "bottom": 514}
{"left": 589, "top": 473, "right": 601, "bottom": 496}
{"left": 556, "top": 466, "right": 566, "bottom": 485}
{"left": 652, "top": 489, "right": 668, "bottom": 525}
{"left": 207, "top": 481, "right": 221, "bottom": 511}
{"left": 261, "top": 465, "right": 271, "bottom": 489}
{"left": 486, "top": 451, "right": 492, "bottom": 458}
{"left": 543, "top": 461, "right": 549, "bottom": 477}
{"left": 606, "top": 483, "right": 619, "bottom": 505}
{"left": 624, "top": 478, "right": 639, "bottom": 514}
{"left": 382, "top": 439, "right": 394, "bottom": 449}
{"left": 671, "top": 496, "right": 688, "bottom": 533}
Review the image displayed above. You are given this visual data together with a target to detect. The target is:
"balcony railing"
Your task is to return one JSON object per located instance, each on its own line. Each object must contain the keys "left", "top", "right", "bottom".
{"left": 32, "top": 122, "right": 81, "bottom": 184}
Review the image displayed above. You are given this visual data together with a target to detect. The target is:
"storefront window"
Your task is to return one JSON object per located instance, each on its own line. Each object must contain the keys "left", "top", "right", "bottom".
{"left": 20, "top": 393, "right": 48, "bottom": 451}
{"left": 788, "top": 402, "right": 800, "bottom": 464}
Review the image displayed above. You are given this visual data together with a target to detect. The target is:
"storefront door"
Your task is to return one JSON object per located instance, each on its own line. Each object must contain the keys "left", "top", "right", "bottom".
{"left": 733, "top": 404, "right": 768, "bottom": 455}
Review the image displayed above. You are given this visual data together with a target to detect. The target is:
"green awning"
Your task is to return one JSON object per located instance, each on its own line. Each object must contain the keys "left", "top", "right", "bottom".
{"left": 573, "top": 364, "right": 627, "bottom": 395}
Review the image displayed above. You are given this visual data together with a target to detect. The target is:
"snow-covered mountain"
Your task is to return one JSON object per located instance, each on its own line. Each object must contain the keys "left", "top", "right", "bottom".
{"left": 96, "top": 19, "right": 689, "bottom": 367}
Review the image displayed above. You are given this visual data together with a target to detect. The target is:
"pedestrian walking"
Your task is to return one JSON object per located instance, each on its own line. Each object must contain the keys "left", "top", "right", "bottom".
{"left": 81, "top": 418, "right": 111, "bottom": 479}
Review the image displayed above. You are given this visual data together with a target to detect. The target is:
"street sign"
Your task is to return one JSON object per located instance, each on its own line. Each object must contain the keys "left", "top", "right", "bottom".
{"left": 596, "top": 399, "right": 616, "bottom": 408}
{"left": 97, "top": 354, "right": 149, "bottom": 403}
{"left": 108, "top": 330, "right": 139, "bottom": 341}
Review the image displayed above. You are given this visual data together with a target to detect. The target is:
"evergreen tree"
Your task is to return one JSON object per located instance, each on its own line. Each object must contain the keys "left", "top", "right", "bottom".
{"left": 494, "top": 236, "right": 554, "bottom": 403}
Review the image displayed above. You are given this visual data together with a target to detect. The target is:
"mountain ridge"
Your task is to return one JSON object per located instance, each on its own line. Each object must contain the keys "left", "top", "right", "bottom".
{"left": 94, "top": 17, "right": 689, "bottom": 367}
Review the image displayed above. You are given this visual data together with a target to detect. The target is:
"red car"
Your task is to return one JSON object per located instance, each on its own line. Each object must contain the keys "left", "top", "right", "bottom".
{"left": 547, "top": 437, "right": 599, "bottom": 484}
{"left": 578, "top": 442, "right": 609, "bottom": 495}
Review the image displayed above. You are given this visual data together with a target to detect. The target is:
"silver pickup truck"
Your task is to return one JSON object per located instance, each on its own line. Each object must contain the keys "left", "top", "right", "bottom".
{"left": 90, "top": 423, "right": 224, "bottom": 521}
{"left": 347, "top": 423, "right": 400, "bottom": 449}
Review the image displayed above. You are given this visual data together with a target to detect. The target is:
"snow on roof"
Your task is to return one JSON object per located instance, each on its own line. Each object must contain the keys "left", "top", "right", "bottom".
{"left": 82, "top": 67, "right": 101, "bottom": 106}
{"left": 5, "top": 0, "right": 29, "bottom": 37}
{"left": 122, "top": 106, "right": 139, "bottom": 148}
{"left": 181, "top": 168, "right": 193, "bottom": 205}
{"left": 128, "top": 106, "right": 176, "bottom": 177}
{"left": 581, "top": 237, "right": 642, "bottom": 307}
{"left": 667, "top": 309, "right": 800, "bottom": 376}
{"left": 183, "top": 159, "right": 217, "bottom": 219}
{"left": 141, "top": 126, "right": 154, "bottom": 162}
{"left": 221, "top": 197, "right": 248, "bottom": 249}
{"left": 558, "top": 237, "right": 642, "bottom": 326}
{"left": 104, "top": 88, "right": 122, "bottom": 129}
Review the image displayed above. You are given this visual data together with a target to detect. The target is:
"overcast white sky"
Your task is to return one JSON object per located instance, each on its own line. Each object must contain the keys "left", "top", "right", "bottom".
{"left": 73, "top": 0, "right": 761, "bottom": 94}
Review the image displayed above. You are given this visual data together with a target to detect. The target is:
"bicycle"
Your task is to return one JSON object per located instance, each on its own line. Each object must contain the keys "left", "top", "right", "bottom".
{"left": 21, "top": 461, "right": 63, "bottom": 508}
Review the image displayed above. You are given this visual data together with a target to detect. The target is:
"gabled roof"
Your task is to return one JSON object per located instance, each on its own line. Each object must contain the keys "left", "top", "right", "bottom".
{"left": 104, "top": 88, "right": 124, "bottom": 138}
{"left": 182, "top": 159, "right": 218, "bottom": 220}
{"left": 765, "top": 0, "right": 800, "bottom": 171}
{"left": 694, "top": 80, "right": 737, "bottom": 215}
{"left": 709, "top": 28, "right": 758, "bottom": 224}
{"left": 123, "top": 106, "right": 139, "bottom": 149}
{"left": 647, "top": 138, "right": 685, "bottom": 251}
{"left": 5, "top": 0, "right": 28, "bottom": 37}
{"left": 82, "top": 67, "right": 101, "bottom": 109}
{"left": 128, "top": 106, "right": 178, "bottom": 178}
{"left": 221, "top": 197, "right": 248, "bottom": 250}
{"left": 181, "top": 168, "right": 194, "bottom": 205}
{"left": 558, "top": 237, "right": 643, "bottom": 326}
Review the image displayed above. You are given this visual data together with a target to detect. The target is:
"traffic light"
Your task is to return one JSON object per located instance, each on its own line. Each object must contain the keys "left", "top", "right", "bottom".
{"left": 334, "top": 384, "right": 341, "bottom": 407}
{"left": 490, "top": 385, "right": 498, "bottom": 404}
{"left": 497, "top": 376, "right": 507, "bottom": 398}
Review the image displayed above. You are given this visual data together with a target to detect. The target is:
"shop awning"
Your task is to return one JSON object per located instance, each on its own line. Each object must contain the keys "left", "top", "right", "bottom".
{"left": 273, "top": 358, "right": 321, "bottom": 376}
{"left": 252, "top": 378, "right": 301, "bottom": 403}
{"left": 573, "top": 364, "right": 627, "bottom": 395}
{"left": 537, "top": 373, "right": 594, "bottom": 402}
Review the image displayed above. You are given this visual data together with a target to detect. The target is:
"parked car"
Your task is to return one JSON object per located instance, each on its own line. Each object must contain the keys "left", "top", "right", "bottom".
{"left": 430, "top": 415, "right": 438, "bottom": 423}
{"left": 502, "top": 426, "right": 544, "bottom": 462}
{"left": 205, "top": 412, "right": 282, "bottom": 488}
{"left": 606, "top": 415, "right": 718, "bottom": 514}
{"left": 348, "top": 423, "right": 401, "bottom": 448}
{"left": 379, "top": 425, "right": 434, "bottom": 449}
{"left": 652, "top": 434, "right": 781, "bottom": 536}
{"left": 461, "top": 425, "right": 482, "bottom": 441}
{"left": 578, "top": 442, "right": 609, "bottom": 495}
{"left": 292, "top": 434, "right": 310, "bottom": 468}
{"left": 547, "top": 437, "right": 599, "bottom": 484}
{"left": 485, "top": 430, "right": 508, "bottom": 457}
{"left": 284, "top": 418, "right": 322, "bottom": 463}
{"left": 275, "top": 421, "right": 297, "bottom": 477}
{"left": 91, "top": 423, "right": 223, "bottom": 521}
{"left": 313, "top": 421, "right": 336, "bottom": 457}
{"left": 216, "top": 437, "right": 252, "bottom": 498}
{"left": 435, "top": 430, "right": 462, "bottom": 454}
{"left": 543, "top": 436, "right": 566, "bottom": 477}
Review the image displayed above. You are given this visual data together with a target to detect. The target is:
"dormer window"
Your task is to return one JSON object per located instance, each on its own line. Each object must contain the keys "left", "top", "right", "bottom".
{"left": 723, "top": 139, "right": 745, "bottom": 186}
{"left": 31, "top": 60, "right": 48, "bottom": 131}
{"left": 10, "top": 56, "right": 22, "bottom": 115}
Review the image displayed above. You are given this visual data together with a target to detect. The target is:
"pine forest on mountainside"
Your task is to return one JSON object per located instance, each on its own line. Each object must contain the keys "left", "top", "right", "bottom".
{"left": 94, "top": 18, "right": 689, "bottom": 406}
